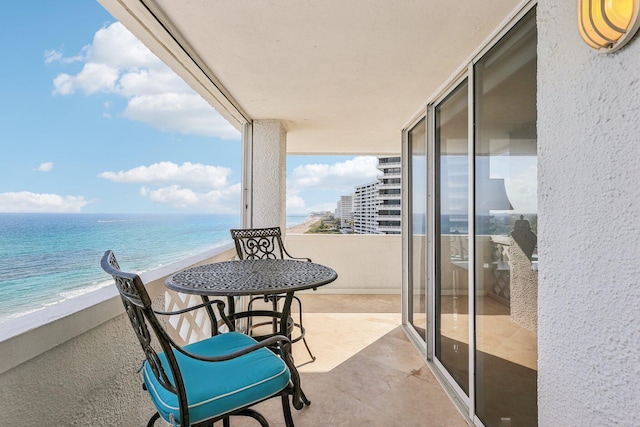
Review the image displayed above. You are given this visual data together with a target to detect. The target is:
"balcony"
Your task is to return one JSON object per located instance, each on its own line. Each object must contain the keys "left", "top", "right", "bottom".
{"left": 378, "top": 193, "right": 401, "bottom": 201}
{"left": 377, "top": 225, "right": 402, "bottom": 234}
{"left": 378, "top": 215, "right": 400, "bottom": 227}
{"left": 377, "top": 181, "right": 401, "bottom": 189}
{"left": 377, "top": 160, "right": 401, "bottom": 169}
{"left": 0, "top": 234, "right": 468, "bottom": 425}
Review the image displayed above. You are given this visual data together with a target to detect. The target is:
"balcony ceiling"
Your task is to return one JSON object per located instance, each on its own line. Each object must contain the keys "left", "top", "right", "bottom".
{"left": 98, "top": 0, "right": 523, "bottom": 154}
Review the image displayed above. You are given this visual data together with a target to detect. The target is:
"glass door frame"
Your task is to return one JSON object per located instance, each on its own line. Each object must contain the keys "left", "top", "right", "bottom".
{"left": 401, "top": 2, "right": 536, "bottom": 425}
{"left": 429, "top": 70, "right": 475, "bottom": 415}
{"left": 402, "top": 112, "right": 428, "bottom": 357}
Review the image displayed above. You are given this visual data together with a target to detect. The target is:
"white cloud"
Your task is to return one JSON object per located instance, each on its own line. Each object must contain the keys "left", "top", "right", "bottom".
{"left": 50, "top": 22, "right": 239, "bottom": 139}
{"left": 285, "top": 156, "right": 382, "bottom": 215}
{"left": 55, "top": 63, "right": 120, "bottom": 95}
{"left": 140, "top": 184, "right": 241, "bottom": 213}
{"left": 52, "top": 73, "right": 75, "bottom": 95}
{"left": 99, "top": 161, "right": 230, "bottom": 190}
{"left": 45, "top": 47, "right": 86, "bottom": 65}
{"left": 124, "top": 93, "right": 239, "bottom": 138}
{"left": 117, "top": 68, "right": 190, "bottom": 98}
{"left": 0, "top": 192, "right": 89, "bottom": 213}
{"left": 286, "top": 194, "right": 308, "bottom": 214}
{"left": 43, "top": 49, "right": 62, "bottom": 64}
{"left": 100, "top": 161, "right": 240, "bottom": 212}
{"left": 90, "top": 23, "right": 158, "bottom": 70}
{"left": 288, "top": 156, "right": 380, "bottom": 194}
{"left": 38, "top": 162, "right": 54, "bottom": 172}
{"left": 303, "top": 201, "right": 337, "bottom": 214}
{"left": 286, "top": 194, "right": 337, "bottom": 215}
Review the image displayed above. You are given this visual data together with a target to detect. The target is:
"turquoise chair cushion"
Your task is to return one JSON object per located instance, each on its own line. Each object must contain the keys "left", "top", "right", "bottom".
{"left": 142, "top": 331, "right": 291, "bottom": 426}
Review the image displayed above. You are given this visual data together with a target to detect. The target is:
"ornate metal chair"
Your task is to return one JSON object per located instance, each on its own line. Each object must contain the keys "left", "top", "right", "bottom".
{"left": 229, "top": 227, "right": 316, "bottom": 366}
{"left": 101, "top": 250, "right": 303, "bottom": 427}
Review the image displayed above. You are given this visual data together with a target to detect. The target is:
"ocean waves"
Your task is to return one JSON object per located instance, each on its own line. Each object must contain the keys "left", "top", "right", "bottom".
{"left": 0, "top": 213, "right": 241, "bottom": 322}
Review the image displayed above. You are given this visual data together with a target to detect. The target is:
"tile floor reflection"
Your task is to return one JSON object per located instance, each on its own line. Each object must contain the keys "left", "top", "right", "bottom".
{"left": 439, "top": 295, "right": 538, "bottom": 427}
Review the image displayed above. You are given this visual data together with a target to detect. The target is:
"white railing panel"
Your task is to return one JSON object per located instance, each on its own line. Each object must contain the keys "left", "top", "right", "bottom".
{"left": 285, "top": 234, "right": 401, "bottom": 294}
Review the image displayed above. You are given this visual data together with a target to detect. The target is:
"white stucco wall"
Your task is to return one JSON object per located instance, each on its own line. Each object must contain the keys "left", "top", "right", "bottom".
{"left": 537, "top": 2, "right": 640, "bottom": 424}
{"left": 0, "top": 314, "right": 154, "bottom": 425}
{"left": 285, "top": 234, "right": 402, "bottom": 294}
{"left": 252, "top": 120, "right": 287, "bottom": 231}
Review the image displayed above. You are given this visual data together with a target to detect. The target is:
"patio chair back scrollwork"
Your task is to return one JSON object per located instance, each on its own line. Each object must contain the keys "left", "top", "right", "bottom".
{"left": 230, "top": 227, "right": 309, "bottom": 262}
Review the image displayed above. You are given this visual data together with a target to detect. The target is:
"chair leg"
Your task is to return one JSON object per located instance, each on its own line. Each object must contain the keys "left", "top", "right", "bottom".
{"left": 296, "top": 336, "right": 317, "bottom": 368}
{"left": 292, "top": 295, "right": 316, "bottom": 367}
{"left": 223, "top": 415, "right": 231, "bottom": 427}
{"left": 146, "top": 412, "right": 160, "bottom": 427}
{"left": 271, "top": 295, "right": 279, "bottom": 334}
{"left": 281, "top": 393, "right": 295, "bottom": 427}
{"left": 247, "top": 296, "right": 258, "bottom": 336}
{"left": 300, "top": 387, "right": 311, "bottom": 406}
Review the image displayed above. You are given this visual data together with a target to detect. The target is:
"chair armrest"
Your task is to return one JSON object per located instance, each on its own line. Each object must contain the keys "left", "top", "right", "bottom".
{"left": 172, "top": 334, "right": 292, "bottom": 363}
{"left": 153, "top": 298, "right": 224, "bottom": 316}
{"left": 153, "top": 298, "right": 234, "bottom": 331}
{"left": 281, "top": 246, "right": 312, "bottom": 262}
{"left": 287, "top": 255, "right": 312, "bottom": 262}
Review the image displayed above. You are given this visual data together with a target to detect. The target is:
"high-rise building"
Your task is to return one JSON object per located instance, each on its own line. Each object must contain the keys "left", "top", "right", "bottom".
{"left": 351, "top": 156, "right": 402, "bottom": 235}
{"left": 335, "top": 194, "right": 354, "bottom": 231}
{"left": 353, "top": 181, "right": 378, "bottom": 233}
{"left": 376, "top": 156, "right": 401, "bottom": 234}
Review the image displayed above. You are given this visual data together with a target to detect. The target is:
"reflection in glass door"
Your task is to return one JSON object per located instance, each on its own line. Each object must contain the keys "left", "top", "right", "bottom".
{"left": 435, "top": 79, "right": 469, "bottom": 395}
{"left": 403, "top": 6, "right": 537, "bottom": 426}
{"left": 408, "top": 118, "right": 427, "bottom": 339}
{"left": 474, "top": 10, "right": 537, "bottom": 426}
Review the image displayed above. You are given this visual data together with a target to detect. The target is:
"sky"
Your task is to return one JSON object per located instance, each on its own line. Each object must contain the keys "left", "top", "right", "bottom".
{"left": 0, "top": 1, "right": 381, "bottom": 216}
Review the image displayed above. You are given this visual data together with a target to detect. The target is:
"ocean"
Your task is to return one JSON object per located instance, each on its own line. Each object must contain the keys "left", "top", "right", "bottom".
{"left": 0, "top": 213, "right": 308, "bottom": 323}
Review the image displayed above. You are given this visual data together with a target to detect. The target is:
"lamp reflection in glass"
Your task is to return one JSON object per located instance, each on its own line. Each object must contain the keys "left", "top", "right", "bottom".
{"left": 477, "top": 178, "right": 513, "bottom": 235}
{"left": 486, "top": 178, "right": 513, "bottom": 211}
{"left": 579, "top": 0, "right": 640, "bottom": 52}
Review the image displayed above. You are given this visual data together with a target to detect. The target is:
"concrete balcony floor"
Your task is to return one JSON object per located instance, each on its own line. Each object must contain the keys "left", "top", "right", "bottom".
{"left": 232, "top": 295, "right": 468, "bottom": 427}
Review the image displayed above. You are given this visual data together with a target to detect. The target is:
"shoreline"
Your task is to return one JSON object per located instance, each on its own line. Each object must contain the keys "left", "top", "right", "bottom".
{"left": 286, "top": 217, "right": 316, "bottom": 234}
{"left": 286, "top": 214, "right": 328, "bottom": 234}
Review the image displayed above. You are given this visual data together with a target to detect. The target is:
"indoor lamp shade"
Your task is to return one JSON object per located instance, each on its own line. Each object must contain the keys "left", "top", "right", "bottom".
{"left": 579, "top": 0, "right": 640, "bottom": 51}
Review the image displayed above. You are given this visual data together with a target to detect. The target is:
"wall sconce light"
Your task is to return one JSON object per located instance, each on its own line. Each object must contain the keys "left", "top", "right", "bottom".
{"left": 579, "top": 0, "right": 640, "bottom": 52}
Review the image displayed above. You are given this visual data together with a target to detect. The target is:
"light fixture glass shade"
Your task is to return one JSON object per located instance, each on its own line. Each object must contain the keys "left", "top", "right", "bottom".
{"left": 606, "top": 0, "right": 634, "bottom": 29}
{"left": 579, "top": 0, "right": 640, "bottom": 51}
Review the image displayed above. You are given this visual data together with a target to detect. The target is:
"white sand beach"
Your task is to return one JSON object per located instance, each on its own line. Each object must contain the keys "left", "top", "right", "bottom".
{"left": 286, "top": 218, "right": 316, "bottom": 234}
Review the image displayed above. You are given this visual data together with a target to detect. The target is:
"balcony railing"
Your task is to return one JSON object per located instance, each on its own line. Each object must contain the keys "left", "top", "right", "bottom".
{"left": 378, "top": 193, "right": 401, "bottom": 200}
{"left": 377, "top": 160, "right": 401, "bottom": 168}
{"left": 377, "top": 182, "right": 401, "bottom": 189}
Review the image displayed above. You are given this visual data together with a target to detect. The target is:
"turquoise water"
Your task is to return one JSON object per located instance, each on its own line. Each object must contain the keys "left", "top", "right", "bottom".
{"left": 0, "top": 213, "right": 308, "bottom": 322}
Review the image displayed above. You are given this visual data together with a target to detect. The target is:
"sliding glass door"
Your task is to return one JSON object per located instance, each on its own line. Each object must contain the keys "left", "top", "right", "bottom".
{"left": 407, "top": 118, "right": 427, "bottom": 339}
{"left": 435, "top": 79, "right": 469, "bottom": 396}
{"left": 473, "top": 11, "right": 537, "bottom": 426}
{"left": 404, "top": 5, "right": 537, "bottom": 426}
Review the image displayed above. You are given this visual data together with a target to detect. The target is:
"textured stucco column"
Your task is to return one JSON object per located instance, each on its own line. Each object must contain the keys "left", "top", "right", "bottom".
{"left": 251, "top": 120, "right": 286, "bottom": 231}
{"left": 538, "top": 1, "right": 640, "bottom": 425}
